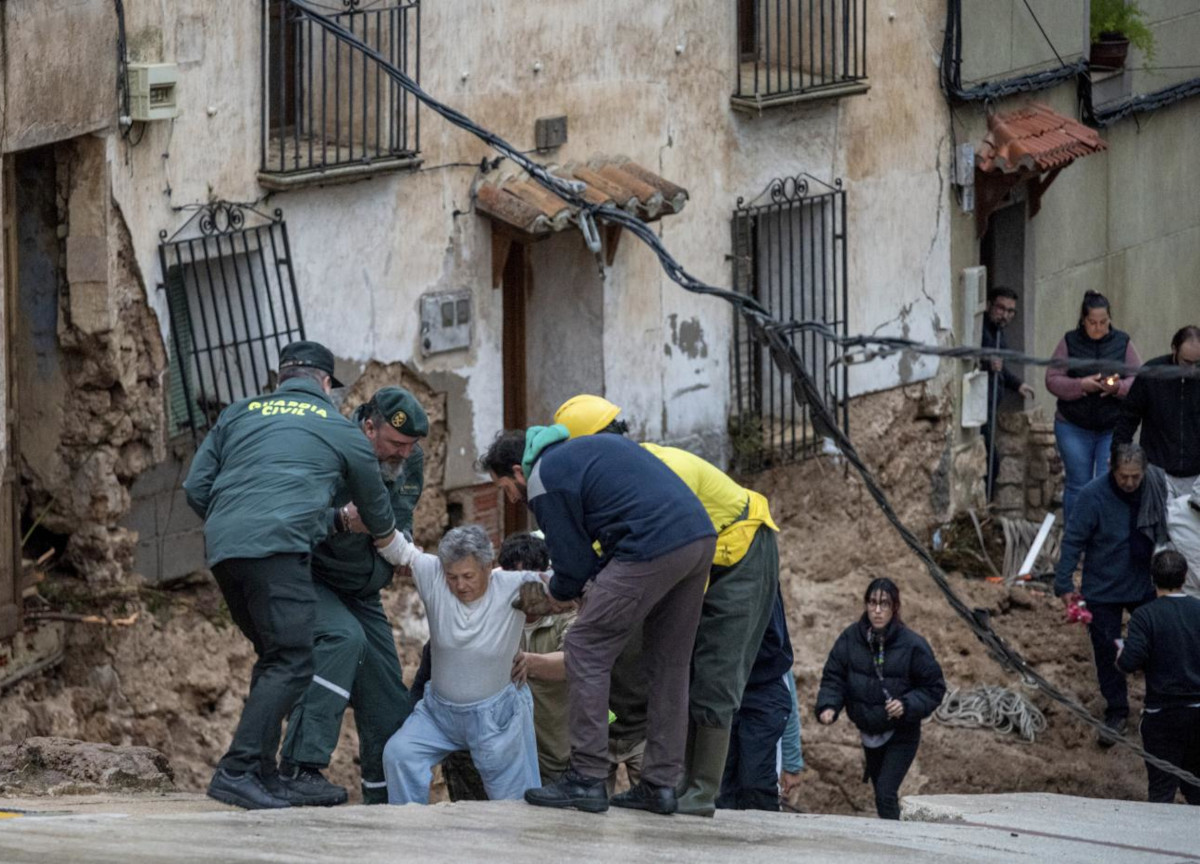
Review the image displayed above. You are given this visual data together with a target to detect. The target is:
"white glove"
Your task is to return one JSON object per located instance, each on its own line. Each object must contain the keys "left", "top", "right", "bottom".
{"left": 375, "top": 531, "right": 416, "bottom": 567}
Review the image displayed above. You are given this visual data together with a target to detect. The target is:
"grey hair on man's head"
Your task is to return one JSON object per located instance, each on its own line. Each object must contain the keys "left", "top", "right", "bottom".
{"left": 437, "top": 525, "right": 495, "bottom": 569}
{"left": 1112, "top": 441, "right": 1147, "bottom": 469}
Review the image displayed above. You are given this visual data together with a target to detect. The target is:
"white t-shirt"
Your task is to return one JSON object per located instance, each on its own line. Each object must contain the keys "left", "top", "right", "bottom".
{"left": 1164, "top": 497, "right": 1200, "bottom": 600}
{"left": 410, "top": 550, "right": 542, "bottom": 705}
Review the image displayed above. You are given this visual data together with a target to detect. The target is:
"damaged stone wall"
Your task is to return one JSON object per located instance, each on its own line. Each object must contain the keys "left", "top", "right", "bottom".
{"left": 18, "top": 138, "right": 167, "bottom": 586}
{"left": 991, "top": 410, "right": 1063, "bottom": 521}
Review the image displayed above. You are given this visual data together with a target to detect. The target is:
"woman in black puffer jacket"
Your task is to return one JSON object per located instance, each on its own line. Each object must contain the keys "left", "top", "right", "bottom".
{"left": 815, "top": 578, "right": 946, "bottom": 819}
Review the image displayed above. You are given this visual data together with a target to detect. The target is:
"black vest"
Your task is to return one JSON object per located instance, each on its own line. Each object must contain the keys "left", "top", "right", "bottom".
{"left": 1057, "top": 327, "right": 1130, "bottom": 431}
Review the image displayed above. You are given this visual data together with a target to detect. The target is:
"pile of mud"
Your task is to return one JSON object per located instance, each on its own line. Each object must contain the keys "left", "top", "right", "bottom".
{"left": 0, "top": 387, "right": 1148, "bottom": 808}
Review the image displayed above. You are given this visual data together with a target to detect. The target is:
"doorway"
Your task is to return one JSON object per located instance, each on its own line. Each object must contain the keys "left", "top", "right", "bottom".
{"left": 979, "top": 198, "right": 1029, "bottom": 410}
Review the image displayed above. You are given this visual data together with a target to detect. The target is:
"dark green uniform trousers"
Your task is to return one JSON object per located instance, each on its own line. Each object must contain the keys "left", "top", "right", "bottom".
{"left": 281, "top": 581, "right": 411, "bottom": 803}
{"left": 689, "top": 527, "right": 779, "bottom": 729}
{"left": 213, "top": 553, "right": 315, "bottom": 775}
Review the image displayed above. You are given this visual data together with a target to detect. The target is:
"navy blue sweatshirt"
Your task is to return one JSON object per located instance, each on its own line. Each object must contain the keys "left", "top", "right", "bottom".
{"left": 1054, "top": 473, "right": 1155, "bottom": 604}
{"left": 1117, "top": 595, "right": 1200, "bottom": 709}
{"left": 526, "top": 435, "right": 715, "bottom": 601}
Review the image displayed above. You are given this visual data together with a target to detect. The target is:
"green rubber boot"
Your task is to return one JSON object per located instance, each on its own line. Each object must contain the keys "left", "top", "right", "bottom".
{"left": 675, "top": 725, "right": 731, "bottom": 818}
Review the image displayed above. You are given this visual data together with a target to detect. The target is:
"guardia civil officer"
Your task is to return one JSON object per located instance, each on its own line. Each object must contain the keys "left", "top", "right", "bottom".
{"left": 279, "top": 387, "right": 428, "bottom": 805}
{"left": 185, "top": 341, "right": 411, "bottom": 810}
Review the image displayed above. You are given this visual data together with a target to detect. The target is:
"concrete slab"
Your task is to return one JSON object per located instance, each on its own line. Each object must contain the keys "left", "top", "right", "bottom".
{"left": 0, "top": 795, "right": 1197, "bottom": 864}
{"left": 903, "top": 793, "right": 1199, "bottom": 860}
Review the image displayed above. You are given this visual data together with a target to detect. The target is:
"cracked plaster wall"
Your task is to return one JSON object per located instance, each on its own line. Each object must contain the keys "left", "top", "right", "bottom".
{"left": 101, "top": 0, "right": 952, "bottom": 487}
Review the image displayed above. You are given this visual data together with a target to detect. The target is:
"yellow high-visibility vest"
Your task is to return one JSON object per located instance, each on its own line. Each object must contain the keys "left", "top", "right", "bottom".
{"left": 641, "top": 442, "right": 778, "bottom": 567}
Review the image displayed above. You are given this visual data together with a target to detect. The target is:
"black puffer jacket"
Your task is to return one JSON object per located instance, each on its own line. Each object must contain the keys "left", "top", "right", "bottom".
{"left": 815, "top": 618, "right": 946, "bottom": 736}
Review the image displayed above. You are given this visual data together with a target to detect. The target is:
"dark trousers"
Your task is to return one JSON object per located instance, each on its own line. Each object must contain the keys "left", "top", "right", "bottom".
{"left": 716, "top": 673, "right": 791, "bottom": 811}
{"left": 1088, "top": 599, "right": 1151, "bottom": 721}
{"left": 863, "top": 726, "right": 921, "bottom": 820}
{"left": 280, "top": 582, "right": 411, "bottom": 803}
{"left": 213, "top": 554, "right": 315, "bottom": 775}
{"left": 690, "top": 527, "right": 779, "bottom": 730}
{"left": 564, "top": 537, "right": 715, "bottom": 788}
{"left": 1140, "top": 707, "right": 1200, "bottom": 805}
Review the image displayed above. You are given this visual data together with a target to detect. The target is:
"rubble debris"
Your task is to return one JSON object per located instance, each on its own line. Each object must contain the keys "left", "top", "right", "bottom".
{"left": 0, "top": 737, "right": 174, "bottom": 796}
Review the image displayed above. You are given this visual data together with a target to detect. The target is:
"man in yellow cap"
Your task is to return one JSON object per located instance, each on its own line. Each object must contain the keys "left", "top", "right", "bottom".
{"left": 554, "top": 395, "right": 790, "bottom": 817}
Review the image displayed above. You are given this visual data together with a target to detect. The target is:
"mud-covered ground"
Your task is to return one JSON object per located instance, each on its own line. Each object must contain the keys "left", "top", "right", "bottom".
{"left": 0, "top": 388, "right": 1147, "bottom": 808}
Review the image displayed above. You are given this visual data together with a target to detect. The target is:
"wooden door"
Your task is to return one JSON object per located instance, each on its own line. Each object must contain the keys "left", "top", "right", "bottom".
{"left": 501, "top": 240, "right": 529, "bottom": 534}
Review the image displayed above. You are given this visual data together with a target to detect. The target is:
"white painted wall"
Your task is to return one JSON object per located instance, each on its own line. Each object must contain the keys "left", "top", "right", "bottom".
{"left": 102, "top": 0, "right": 950, "bottom": 484}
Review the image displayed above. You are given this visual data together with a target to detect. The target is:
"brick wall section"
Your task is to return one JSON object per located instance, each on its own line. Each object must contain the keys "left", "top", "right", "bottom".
{"left": 446, "top": 483, "right": 504, "bottom": 552}
{"left": 992, "top": 410, "right": 1064, "bottom": 521}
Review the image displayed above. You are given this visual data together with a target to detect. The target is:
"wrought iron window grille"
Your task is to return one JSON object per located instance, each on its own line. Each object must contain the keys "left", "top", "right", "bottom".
{"left": 260, "top": 0, "right": 420, "bottom": 184}
{"left": 733, "top": 0, "right": 869, "bottom": 109}
{"left": 158, "top": 202, "right": 306, "bottom": 440}
{"left": 730, "top": 174, "right": 849, "bottom": 471}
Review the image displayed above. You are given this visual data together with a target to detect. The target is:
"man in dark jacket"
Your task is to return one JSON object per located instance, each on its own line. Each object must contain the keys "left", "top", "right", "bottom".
{"left": 981, "top": 288, "right": 1035, "bottom": 498}
{"left": 1112, "top": 326, "right": 1200, "bottom": 498}
{"left": 480, "top": 427, "right": 715, "bottom": 815}
{"left": 1117, "top": 550, "right": 1200, "bottom": 804}
{"left": 185, "top": 341, "right": 412, "bottom": 810}
{"left": 1054, "top": 442, "right": 1158, "bottom": 744}
{"left": 278, "top": 387, "right": 428, "bottom": 805}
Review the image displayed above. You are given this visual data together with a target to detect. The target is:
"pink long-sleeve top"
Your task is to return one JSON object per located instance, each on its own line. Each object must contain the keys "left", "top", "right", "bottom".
{"left": 1044, "top": 336, "right": 1141, "bottom": 413}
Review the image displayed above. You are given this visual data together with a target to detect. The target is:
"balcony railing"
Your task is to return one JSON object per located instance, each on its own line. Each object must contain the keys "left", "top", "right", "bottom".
{"left": 260, "top": 0, "right": 420, "bottom": 187}
{"left": 733, "top": 0, "right": 869, "bottom": 109}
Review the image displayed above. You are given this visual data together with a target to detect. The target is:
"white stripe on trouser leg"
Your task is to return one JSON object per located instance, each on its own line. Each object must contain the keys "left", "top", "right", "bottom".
{"left": 361, "top": 780, "right": 388, "bottom": 789}
{"left": 312, "top": 675, "right": 351, "bottom": 700}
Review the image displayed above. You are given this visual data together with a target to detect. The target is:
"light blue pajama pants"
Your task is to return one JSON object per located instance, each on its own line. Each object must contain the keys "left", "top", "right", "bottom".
{"left": 382, "top": 682, "right": 541, "bottom": 804}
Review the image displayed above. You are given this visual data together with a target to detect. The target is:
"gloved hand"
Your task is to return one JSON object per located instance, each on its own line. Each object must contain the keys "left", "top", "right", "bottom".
{"left": 375, "top": 531, "right": 416, "bottom": 568}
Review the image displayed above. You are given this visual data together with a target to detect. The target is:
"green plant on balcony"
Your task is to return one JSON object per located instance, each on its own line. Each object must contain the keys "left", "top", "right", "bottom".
{"left": 1089, "top": 0, "right": 1156, "bottom": 69}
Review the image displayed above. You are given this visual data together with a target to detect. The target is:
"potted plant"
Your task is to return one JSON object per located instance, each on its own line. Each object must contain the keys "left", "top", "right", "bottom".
{"left": 1090, "top": 0, "right": 1156, "bottom": 70}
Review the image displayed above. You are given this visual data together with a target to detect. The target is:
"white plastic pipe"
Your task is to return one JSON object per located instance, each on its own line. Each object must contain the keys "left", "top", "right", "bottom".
{"left": 1018, "top": 513, "right": 1056, "bottom": 579}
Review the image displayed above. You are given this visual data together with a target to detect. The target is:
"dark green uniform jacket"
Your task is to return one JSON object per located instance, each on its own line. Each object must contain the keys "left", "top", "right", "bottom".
{"left": 184, "top": 379, "right": 396, "bottom": 566}
{"left": 315, "top": 438, "right": 425, "bottom": 598}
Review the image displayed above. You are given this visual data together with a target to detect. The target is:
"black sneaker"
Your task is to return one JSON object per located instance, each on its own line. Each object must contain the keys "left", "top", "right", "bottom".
{"left": 1098, "top": 717, "right": 1128, "bottom": 748}
{"left": 207, "top": 768, "right": 291, "bottom": 810}
{"left": 524, "top": 767, "right": 609, "bottom": 813}
{"left": 268, "top": 765, "right": 349, "bottom": 807}
{"left": 611, "top": 781, "right": 677, "bottom": 815}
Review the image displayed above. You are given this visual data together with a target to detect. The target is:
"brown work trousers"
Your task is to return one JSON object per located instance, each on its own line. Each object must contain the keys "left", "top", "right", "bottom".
{"left": 563, "top": 536, "right": 715, "bottom": 788}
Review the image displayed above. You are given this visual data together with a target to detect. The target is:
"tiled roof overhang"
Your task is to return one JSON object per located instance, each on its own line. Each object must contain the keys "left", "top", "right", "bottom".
{"left": 973, "top": 103, "right": 1107, "bottom": 237}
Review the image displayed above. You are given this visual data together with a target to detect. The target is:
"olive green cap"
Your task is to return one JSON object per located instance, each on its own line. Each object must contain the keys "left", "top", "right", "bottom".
{"left": 371, "top": 386, "right": 428, "bottom": 437}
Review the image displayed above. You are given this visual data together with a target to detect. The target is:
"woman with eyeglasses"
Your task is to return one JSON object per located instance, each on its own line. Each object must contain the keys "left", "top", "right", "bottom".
{"left": 814, "top": 578, "right": 946, "bottom": 819}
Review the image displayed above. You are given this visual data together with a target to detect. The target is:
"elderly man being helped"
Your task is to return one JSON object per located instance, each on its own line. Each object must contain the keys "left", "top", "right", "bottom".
{"left": 381, "top": 525, "right": 548, "bottom": 803}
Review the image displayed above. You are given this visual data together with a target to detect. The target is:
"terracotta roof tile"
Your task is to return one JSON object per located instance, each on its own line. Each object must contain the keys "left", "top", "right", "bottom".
{"left": 476, "top": 157, "right": 689, "bottom": 236}
{"left": 977, "top": 103, "right": 1107, "bottom": 174}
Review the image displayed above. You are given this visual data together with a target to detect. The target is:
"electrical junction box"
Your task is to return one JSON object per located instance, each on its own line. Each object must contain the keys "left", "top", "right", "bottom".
{"left": 535, "top": 115, "right": 568, "bottom": 151}
{"left": 420, "top": 290, "right": 472, "bottom": 356}
{"left": 128, "top": 63, "right": 179, "bottom": 121}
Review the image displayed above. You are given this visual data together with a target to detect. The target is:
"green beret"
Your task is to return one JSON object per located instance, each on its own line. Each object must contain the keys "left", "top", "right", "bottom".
{"left": 371, "top": 387, "right": 428, "bottom": 437}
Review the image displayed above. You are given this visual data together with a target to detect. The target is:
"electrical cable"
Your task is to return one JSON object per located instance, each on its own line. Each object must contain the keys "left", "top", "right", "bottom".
{"left": 289, "top": 1, "right": 1200, "bottom": 788}
{"left": 1021, "top": 0, "right": 1068, "bottom": 69}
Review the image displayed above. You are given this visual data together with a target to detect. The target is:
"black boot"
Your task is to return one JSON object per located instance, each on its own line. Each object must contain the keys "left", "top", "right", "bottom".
{"left": 611, "top": 781, "right": 677, "bottom": 815}
{"left": 267, "top": 764, "right": 349, "bottom": 806}
{"left": 207, "top": 768, "right": 291, "bottom": 810}
{"left": 524, "top": 767, "right": 609, "bottom": 813}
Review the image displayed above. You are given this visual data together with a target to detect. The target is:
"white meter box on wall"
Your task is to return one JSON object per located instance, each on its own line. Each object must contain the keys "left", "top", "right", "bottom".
{"left": 128, "top": 63, "right": 179, "bottom": 121}
{"left": 420, "top": 290, "right": 472, "bottom": 356}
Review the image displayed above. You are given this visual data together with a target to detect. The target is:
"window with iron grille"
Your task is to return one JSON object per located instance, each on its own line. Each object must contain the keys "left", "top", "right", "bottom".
{"left": 260, "top": 0, "right": 421, "bottom": 186}
{"left": 159, "top": 203, "right": 305, "bottom": 440}
{"left": 733, "top": 0, "right": 869, "bottom": 109}
{"left": 730, "top": 175, "right": 848, "bottom": 472}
